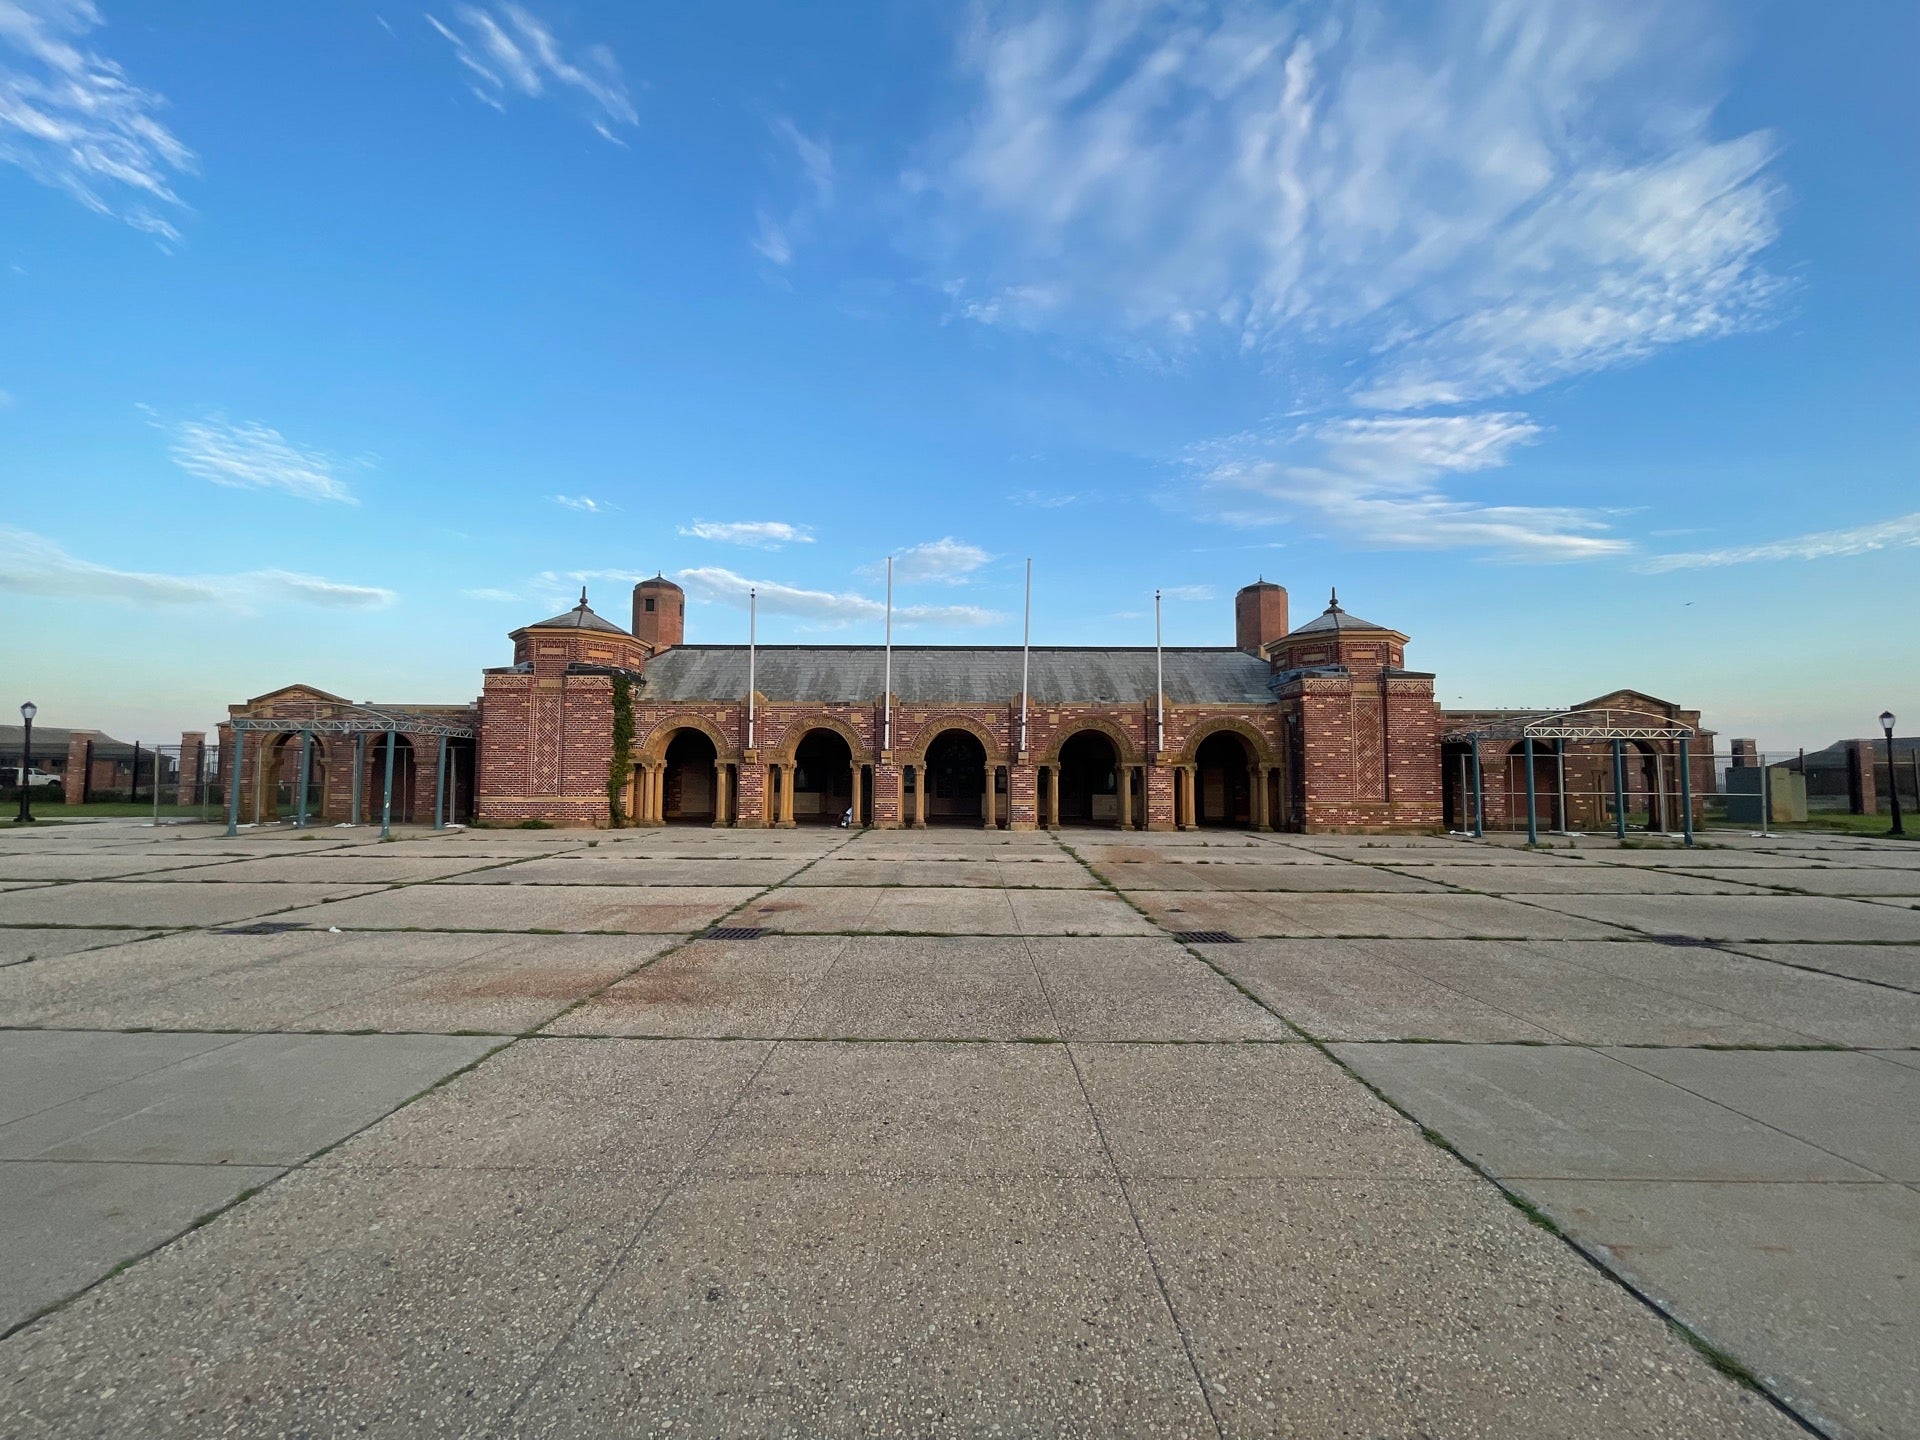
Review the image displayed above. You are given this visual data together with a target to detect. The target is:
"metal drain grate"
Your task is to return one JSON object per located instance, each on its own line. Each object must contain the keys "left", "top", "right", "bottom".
{"left": 215, "top": 922, "right": 310, "bottom": 936}
{"left": 1172, "top": 930, "right": 1240, "bottom": 945}
{"left": 702, "top": 926, "right": 767, "bottom": 941}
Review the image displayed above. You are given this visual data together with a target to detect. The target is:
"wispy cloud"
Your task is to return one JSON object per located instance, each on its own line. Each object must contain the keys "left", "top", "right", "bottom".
{"left": 0, "top": 0, "right": 195, "bottom": 239}
{"left": 1008, "top": 489, "right": 1081, "bottom": 509}
{"left": 550, "top": 494, "right": 618, "bottom": 514}
{"left": 753, "top": 116, "right": 833, "bottom": 266}
{"left": 460, "top": 587, "right": 522, "bottom": 602}
{"left": 0, "top": 528, "right": 394, "bottom": 609}
{"left": 1191, "top": 412, "right": 1627, "bottom": 562}
{"left": 426, "top": 4, "right": 636, "bottom": 141}
{"left": 1639, "top": 513, "right": 1920, "bottom": 573}
{"left": 920, "top": 1, "right": 1781, "bottom": 411}
{"left": 1159, "top": 585, "right": 1215, "bottom": 602}
{"left": 678, "top": 519, "right": 814, "bottom": 549}
{"left": 888, "top": 536, "right": 992, "bottom": 585}
{"left": 164, "top": 416, "right": 360, "bottom": 504}
{"left": 677, "top": 565, "right": 1001, "bottom": 629}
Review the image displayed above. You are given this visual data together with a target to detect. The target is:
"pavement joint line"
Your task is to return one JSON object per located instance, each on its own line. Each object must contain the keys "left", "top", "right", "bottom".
{"left": 1046, "top": 832, "right": 1830, "bottom": 1435}
{"left": 1022, "top": 834, "right": 1226, "bottom": 1438}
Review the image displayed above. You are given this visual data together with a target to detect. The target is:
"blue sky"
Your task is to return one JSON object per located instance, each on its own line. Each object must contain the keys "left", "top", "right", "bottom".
{"left": 1, "top": 0, "right": 1914, "bottom": 750}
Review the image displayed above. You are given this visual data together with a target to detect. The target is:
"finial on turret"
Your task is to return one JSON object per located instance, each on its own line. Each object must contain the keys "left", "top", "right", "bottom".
{"left": 1328, "top": 587, "right": 1341, "bottom": 612}
{"left": 578, "top": 587, "right": 589, "bottom": 610}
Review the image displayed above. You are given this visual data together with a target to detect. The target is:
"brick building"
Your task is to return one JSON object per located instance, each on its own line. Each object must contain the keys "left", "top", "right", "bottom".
{"left": 218, "top": 576, "right": 1709, "bottom": 833}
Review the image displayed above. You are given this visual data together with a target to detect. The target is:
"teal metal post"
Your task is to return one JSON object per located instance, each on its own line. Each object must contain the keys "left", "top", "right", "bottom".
{"left": 1611, "top": 739, "right": 1627, "bottom": 839}
{"left": 380, "top": 731, "right": 396, "bottom": 839}
{"left": 295, "top": 730, "right": 311, "bottom": 829}
{"left": 1470, "top": 739, "right": 1484, "bottom": 838}
{"left": 1523, "top": 735, "right": 1539, "bottom": 845}
{"left": 1679, "top": 737, "right": 1694, "bottom": 847}
{"left": 351, "top": 733, "right": 364, "bottom": 826}
{"left": 225, "top": 729, "right": 244, "bottom": 837}
{"left": 434, "top": 734, "right": 448, "bottom": 830}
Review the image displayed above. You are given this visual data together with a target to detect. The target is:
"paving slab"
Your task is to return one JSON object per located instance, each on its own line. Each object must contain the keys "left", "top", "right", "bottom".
{"left": 1686, "top": 866, "right": 1920, "bottom": 896}
{"left": 1203, "top": 939, "right": 1566, "bottom": 1042}
{"left": 0, "top": 1165, "right": 670, "bottom": 1438}
{"left": 318, "top": 1036, "right": 771, "bottom": 1175}
{"left": 1089, "top": 859, "right": 1448, "bottom": 892}
{"left": 1525, "top": 892, "right": 1920, "bottom": 943}
{"left": 548, "top": 935, "right": 849, "bottom": 1037}
{"left": 0, "top": 1159, "right": 279, "bottom": 1334}
{"left": 0, "top": 1031, "right": 498, "bottom": 1165}
{"left": 1375, "top": 863, "right": 1768, "bottom": 894}
{"left": 1025, "top": 936, "right": 1295, "bottom": 1041}
{"left": 1526, "top": 1178, "right": 1920, "bottom": 1440}
{"left": 1074, "top": 1042, "right": 1455, "bottom": 1180}
{"left": 1603, "top": 1048, "right": 1920, "bottom": 1180}
{"left": 442, "top": 854, "right": 809, "bottom": 887}
{"left": 1331, "top": 1043, "right": 1876, "bottom": 1181}
{"left": 0, "top": 1029, "right": 236, "bottom": 1126}
{"left": 1712, "top": 940, "right": 1920, "bottom": 998}
{"left": 1008, "top": 887, "right": 1158, "bottom": 935}
{"left": 0, "top": 853, "right": 248, "bottom": 881}
{"left": 730, "top": 885, "right": 885, "bottom": 932}
{"left": 792, "top": 857, "right": 1010, "bottom": 888}
{"left": 1134, "top": 1177, "right": 1802, "bottom": 1440}
{"left": 138, "top": 853, "right": 516, "bottom": 883}
{"left": 511, "top": 1174, "right": 1212, "bottom": 1439}
{"left": 0, "top": 927, "right": 158, "bottom": 969}
{"left": 0, "top": 880, "right": 385, "bottom": 929}
{"left": 783, "top": 936, "right": 1056, "bottom": 1040}
{"left": 274, "top": 883, "right": 759, "bottom": 933}
{"left": 1126, "top": 889, "right": 1630, "bottom": 938}
{"left": 696, "top": 1041, "right": 1106, "bottom": 1178}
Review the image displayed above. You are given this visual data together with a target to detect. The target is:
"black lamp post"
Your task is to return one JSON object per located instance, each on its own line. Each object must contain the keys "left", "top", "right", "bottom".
{"left": 1883, "top": 711, "right": 1904, "bottom": 837}
{"left": 15, "top": 701, "right": 36, "bottom": 823}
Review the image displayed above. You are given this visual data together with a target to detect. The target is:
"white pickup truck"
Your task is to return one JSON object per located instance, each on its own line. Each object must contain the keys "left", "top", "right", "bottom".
{"left": 2, "top": 767, "right": 59, "bottom": 788}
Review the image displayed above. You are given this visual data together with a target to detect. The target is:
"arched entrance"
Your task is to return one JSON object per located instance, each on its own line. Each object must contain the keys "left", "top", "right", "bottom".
{"left": 1058, "top": 730, "right": 1121, "bottom": 827}
{"left": 661, "top": 729, "right": 718, "bottom": 823}
{"left": 792, "top": 729, "right": 853, "bottom": 825}
{"left": 924, "top": 729, "right": 986, "bottom": 825}
{"left": 262, "top": 733, "right": 327, "bottom": 822}
{"left": 1195, "top": 731, "right": 1253, "bottom": 827}
{"left": 365, "top": 735, "right": 417, "bottom": 824}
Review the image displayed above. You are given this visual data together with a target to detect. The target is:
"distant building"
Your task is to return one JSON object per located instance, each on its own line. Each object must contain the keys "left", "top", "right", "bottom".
{"left": 0, "top": 725, "right": 176, "bottom": 800}
{"left": 217, "top": 577, "right": 1714, "bottom": 832}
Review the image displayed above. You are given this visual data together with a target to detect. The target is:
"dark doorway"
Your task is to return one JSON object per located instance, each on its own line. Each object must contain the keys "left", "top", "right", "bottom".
{"left": 365, "top": 735, "right": 417, "bottom": 824}
{"left": 925, "top": 729, "right": 986, "bottom": 825}
{"left": 1058, "top": 731, "right": 1121, "bottom": 826}
{"left": 1195, "top": 731, "right": 1252, "bottom": 827}
{"left": 793, "top": 730, "right": 853, "bottom": 824}
{"left": 663, "top": 729, "right": 719, "bottom": 823}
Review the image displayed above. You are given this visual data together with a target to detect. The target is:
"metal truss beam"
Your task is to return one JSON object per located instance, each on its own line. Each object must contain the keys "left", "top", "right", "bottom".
{"left": 1444, "top": 707, "right": 1693, "bottom": 746}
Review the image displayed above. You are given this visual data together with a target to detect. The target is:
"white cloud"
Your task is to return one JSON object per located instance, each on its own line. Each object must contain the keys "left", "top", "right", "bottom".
{"left": 678, "top": 519, "right": 814, "bottom": 549}
{"left": 165, "top": 416, "right": 360, "bottom": 504}
{"left": 752, "top": 116, "right": 833, "bottom": 266}
{"left": 1192, "top": 411, "right": 1627, "bottom": 562}
{"left": 1638, "top": 513, "right": 1920, "bottom": 573}
{"left": 0, "top": 0, "right": 195, "bottom": 238}
{"left": 676, "top": 566, "right": 1001, "bottom": 629}
{"left": 426, "top": 4, "right": 636, "bottom": 140}
{"left": 1159, "top": 585, "right": 1215, "bottom": 602}
{"left": 888, "top": 536, "right": 992, "bottom": 585}
{"left": 1009, "top": 489, "right": 1081, "bottom": 509}
{"left": 920, "top": 1, "right": 1781, "bottom": 410}
{"left": 460, "top": 586, "right": 522, "bottom": 601}
{"left": 550, "top": 494, "right": 618, "bottom": 514}
{"left": 0, "top": 527, "right": 394, "bottom": 609}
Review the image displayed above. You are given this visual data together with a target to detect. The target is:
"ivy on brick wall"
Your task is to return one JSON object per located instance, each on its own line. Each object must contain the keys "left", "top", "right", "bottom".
{"left": 607, "top": 674, "right": 635, "bottom": 828}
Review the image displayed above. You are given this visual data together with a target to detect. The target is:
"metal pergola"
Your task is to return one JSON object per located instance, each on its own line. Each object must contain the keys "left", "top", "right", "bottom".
{"left": 226, "top": 704, "right": 476, "bottom": 838}
{"left": 1443, "top": 708, "right": 1698, "bottom": 847}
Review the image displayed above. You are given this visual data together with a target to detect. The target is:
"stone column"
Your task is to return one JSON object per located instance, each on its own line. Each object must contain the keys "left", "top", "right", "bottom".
{"left": 914, "top": 766, "right": 927, "bottom": 828}
{"left": 1118, "top": 766, "right": 1134, "bottom": 830}
{"left": 713, "top": 764, "right": 729, "bottom": 826}
{"left": 850, "top": 764, "right": 864, "bottom": 828}
{"left": 984, "top": 764, "right": 997, "bottom": 829}
{"left": 1180, "top": 766, "right": 1198, "bottom": 829}
{"left": 1046, "top": 766, "right": 1061, "bottom": 829}
{"left": 1251, "top": 765, "right": 1269, "bottom": 830}
{"left": 780, "top": 764, "right": 797, "bottom": 826}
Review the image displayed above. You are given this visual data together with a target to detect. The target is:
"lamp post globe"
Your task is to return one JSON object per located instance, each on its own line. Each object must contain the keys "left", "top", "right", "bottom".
{"left": 1882, "top": 712, "right": 1904, "bottom": 838}
{"left": 15, "top": 700, "right": 35, "bottom": 823}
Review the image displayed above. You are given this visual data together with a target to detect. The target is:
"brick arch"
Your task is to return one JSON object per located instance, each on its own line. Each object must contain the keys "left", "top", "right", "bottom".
{"left": 901, "top": 713, "right": 1007, "bottom": 766}
{"left": 1173, "top": 715, "right": 1280, "bottom": 767}
{"left": 638, "top": 714, "right": 738, "bottom": 764}
{"left": 767, "top": 714, "right": 872, "bottom": 765}
{"left": 1037, "top": 716, "right": 1140, "bottom": 768}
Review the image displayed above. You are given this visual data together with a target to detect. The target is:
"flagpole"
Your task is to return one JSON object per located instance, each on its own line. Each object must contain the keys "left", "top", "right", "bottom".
{"left": 1154, "top": 589, "right": 1164, "bottom": 756}
{"left": 1019, "top": 558, "right": 1031, "bottom": 755}
{"left": 747, "top": 587, "right": 757, "bottom": 750}
{"left": 883, "top": 557, "right": 893, "bottom": 753}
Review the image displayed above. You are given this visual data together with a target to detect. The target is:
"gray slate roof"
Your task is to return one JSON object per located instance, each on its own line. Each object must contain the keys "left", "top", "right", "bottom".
{"left": 519, "top": 594, "right": 630, "bottom": 635}
{"left": 1287, "top": 593, "right": 1391, "bottom": 636}
{"left": 639, "top": 647, "right": 1274, "bottom": 705}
